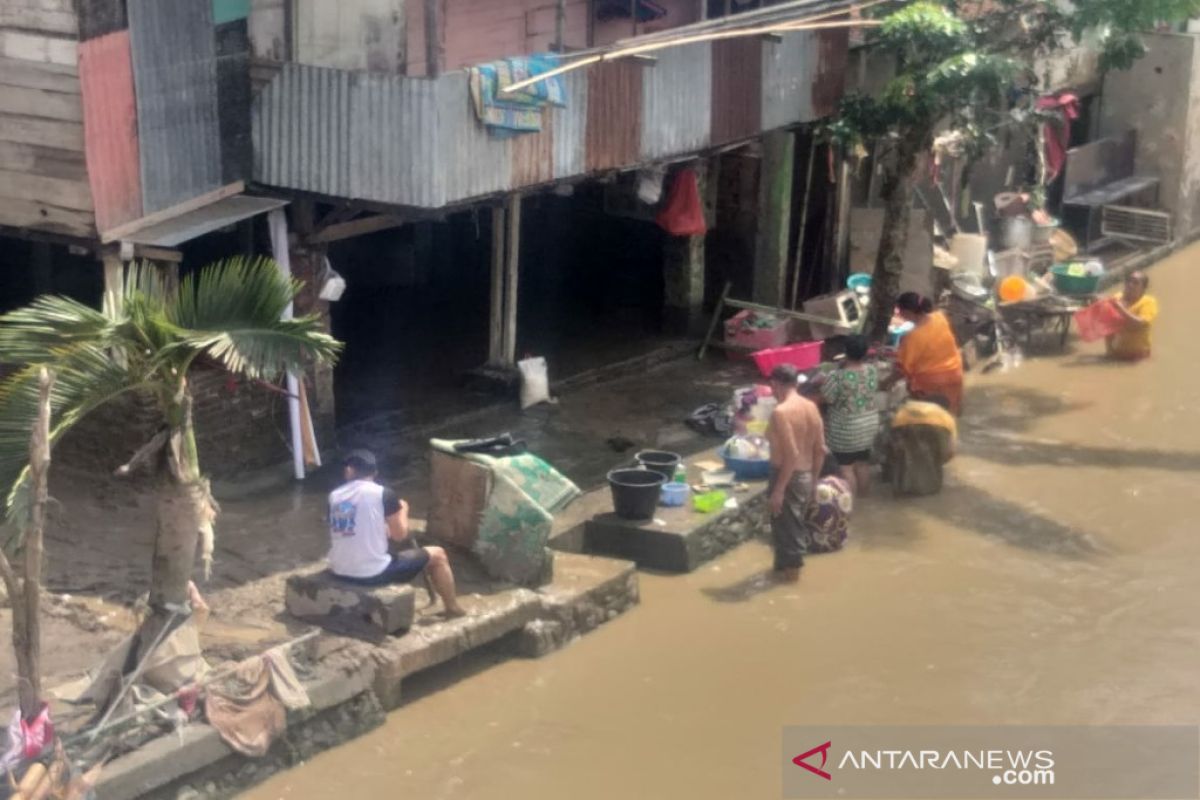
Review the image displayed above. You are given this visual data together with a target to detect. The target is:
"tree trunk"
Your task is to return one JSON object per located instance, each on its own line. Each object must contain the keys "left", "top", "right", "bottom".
{"left": 0, "top": 368, "right": 53, "bottom": 720}
{"left": 137, "top": 386, "right": 212, "bottom": 661}
{"left": 865, "top": 137, "right": 924, "bottom": 341}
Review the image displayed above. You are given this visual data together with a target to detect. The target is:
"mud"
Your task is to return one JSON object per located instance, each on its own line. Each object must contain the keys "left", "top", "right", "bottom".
{"left": 242, "top": 246, "right": 1200, "bottom": 800}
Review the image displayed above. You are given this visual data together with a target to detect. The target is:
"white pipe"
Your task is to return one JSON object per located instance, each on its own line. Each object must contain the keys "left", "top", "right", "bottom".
{"left": 268, "top": 209, "right": 306, "bottom": 481}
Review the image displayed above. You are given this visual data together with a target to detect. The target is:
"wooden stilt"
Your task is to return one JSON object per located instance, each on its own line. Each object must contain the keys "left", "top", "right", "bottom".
{"left": 503, "top": 194, "right": 522, "bottom": 367}
{"left": 488, "top": 205, "right": 506, "bottom": 366}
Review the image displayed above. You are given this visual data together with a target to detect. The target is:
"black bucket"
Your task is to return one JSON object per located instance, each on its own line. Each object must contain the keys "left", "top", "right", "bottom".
{"left": 608, "top": 468, "right": 666, "bottom": 520}
{"left": 634, "top": 450, "right": 682, "bottom": 481}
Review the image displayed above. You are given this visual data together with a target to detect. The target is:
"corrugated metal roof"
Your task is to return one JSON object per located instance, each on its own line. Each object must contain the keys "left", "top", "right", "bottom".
{"left": 586, "top": 60, "right": 642, "bottom": 172}
{"left": 120, "top": 194, "right": 287, "bottom": 246}
{"left": 128, "top": 0, "right": 223, "bottom": 213}
{"left": 640, "top": 41, "right": 711, "bottom": 161}
{"left": 711, "top": 37, "right": 762, "bottom": 145}
{"left": 78, "top": 30, "right": 142, "bottom": 232}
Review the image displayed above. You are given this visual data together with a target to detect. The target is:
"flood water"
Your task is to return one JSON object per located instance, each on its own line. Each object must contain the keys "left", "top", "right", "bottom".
{"left": 245, "top": 246, "right": 1200, "bottom": 800}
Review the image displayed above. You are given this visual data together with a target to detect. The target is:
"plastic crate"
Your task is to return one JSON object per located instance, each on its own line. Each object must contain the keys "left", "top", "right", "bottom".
{"left": 750, "top": 341, "right": 823, "bottom": 378}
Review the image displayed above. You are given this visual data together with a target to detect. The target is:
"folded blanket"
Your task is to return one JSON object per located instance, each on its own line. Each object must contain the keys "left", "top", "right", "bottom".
{"left": 468, "top": 53, "right": 568, "bottom": 136}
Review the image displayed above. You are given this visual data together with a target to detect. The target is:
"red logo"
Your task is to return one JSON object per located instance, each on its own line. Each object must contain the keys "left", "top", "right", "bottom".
{"left": 793, "top": 741, "right": 833, "bottom": 781}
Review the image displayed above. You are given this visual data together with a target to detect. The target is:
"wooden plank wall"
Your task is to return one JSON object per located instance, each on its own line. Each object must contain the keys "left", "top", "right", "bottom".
{"left": 0, "top": 0, "right": 94, "bottom": 238}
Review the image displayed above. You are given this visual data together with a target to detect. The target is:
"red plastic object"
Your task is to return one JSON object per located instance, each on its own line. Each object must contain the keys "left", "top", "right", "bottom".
{"left": 1074, "top": 299, "right": 1125, "bottom": 342}
{"left": 751, "top": 342, "right": 823, "bottom": 377}
{"left": 655, "top": 168, "right": 707, "bottom": 236}
{"left": 724, "top": 310, "right": 790, "bottom": 355}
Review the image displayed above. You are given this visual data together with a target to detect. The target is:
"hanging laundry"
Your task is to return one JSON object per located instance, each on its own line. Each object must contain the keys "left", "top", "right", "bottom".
{"left": 1035, "top": 92, "right": 1080, "bottom": 182}
{"left": 656, "top": 168, "right": 708, "bottom": 236}
{"left": 468, "top": 54, "right": 568, "bottom": 137}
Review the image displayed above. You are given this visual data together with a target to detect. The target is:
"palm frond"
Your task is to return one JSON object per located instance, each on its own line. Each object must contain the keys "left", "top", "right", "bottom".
{"left": 170, "top": 256, "right": 300, "bottom": 332}
{"left": 0, "top": 295, "right": 116, "bottom": 363}
{"left": 0, "top": 343, "right": 145, "bottom": 530}
{"left": 168, "top": 255, "right": 342, "bottom": 378}
{"left": 178, "top": 321, "right": 342, "bottom": 379}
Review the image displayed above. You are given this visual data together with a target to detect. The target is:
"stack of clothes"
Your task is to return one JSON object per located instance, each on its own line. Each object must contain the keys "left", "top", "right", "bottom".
{"left": 468, "top": 53, "right": 568, "bottom": 137}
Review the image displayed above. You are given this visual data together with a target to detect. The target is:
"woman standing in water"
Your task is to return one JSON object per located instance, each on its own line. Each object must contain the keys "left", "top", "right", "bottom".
{"left": 820, "top": 335, "right": 880, "bottom": 494}
{"left": 890, "top": 292, "right": 964, "bottom": 416}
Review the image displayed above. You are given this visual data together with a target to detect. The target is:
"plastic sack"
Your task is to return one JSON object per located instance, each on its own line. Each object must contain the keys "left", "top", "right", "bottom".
{"left": 518, "top": 356, "right": 552, "bottom": 409}
{"left": 655, "top": 168, "right": 707, "bottom": 236}
{"left": 318, "top": 258, "right": 346, "bottom": 302}
{"left": 1074, "top": 299, "right": 1126, "bottom": 342}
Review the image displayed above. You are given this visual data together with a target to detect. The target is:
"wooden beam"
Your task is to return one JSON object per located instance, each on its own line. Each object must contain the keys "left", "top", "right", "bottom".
{"left": 134, "top": 245, "right": 183, "bottom": 263}
{"left": 425, "top": 0, "right": 443, "bottom": 77}
{"left": 555, "top": 0, "right": 566, "bottom": 51}
{"left": 100, "top": 181, "right": 245, "bottom": 243}
{"left": 502, "top": 194, "right": 521, "bottom": 367}
{"left": 304, "top": 214, "right": 407, "bottom": 245}
{"left": 488, "top": 205, "right": 506, "bottom": 366}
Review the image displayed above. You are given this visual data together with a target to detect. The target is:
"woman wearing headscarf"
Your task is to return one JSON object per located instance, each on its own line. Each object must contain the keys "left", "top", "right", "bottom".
{"left": 891, "top": 292, "right": 964, "bottom": 416}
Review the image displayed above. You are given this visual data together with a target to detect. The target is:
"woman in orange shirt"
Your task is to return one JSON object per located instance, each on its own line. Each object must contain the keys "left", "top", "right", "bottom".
{"left": 891, "top": 292, "right": 964, "bottom": 416}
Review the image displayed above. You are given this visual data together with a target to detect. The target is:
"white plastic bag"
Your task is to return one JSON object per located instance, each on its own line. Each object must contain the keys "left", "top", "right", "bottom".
{"left": 518, "top": 356, "right": 552, "bottom": 410}
{"left": 318, "top": 258, "right": 346, "bottom": 302}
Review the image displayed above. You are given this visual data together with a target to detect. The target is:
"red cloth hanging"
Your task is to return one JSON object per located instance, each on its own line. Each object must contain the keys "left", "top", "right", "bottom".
{"left": 1036, "top": 92, "right": 1080, "bottom": 183}
{"left": 655, "top": 168, "right": 707, "bottom": 236}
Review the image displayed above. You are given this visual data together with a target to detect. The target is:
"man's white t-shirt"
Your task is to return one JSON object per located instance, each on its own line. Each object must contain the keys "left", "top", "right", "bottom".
{"left": 328, "top": 479, "right": 399, "bottom": 578}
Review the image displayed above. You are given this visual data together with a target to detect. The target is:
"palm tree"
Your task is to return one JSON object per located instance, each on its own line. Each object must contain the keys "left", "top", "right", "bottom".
{"left": 0, "top": 256, "right": 341, "bottom": 662}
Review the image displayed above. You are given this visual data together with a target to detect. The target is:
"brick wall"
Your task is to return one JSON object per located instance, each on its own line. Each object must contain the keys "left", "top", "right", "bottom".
{"left": 55, "top": 368, "right": 291, "bottom": 480}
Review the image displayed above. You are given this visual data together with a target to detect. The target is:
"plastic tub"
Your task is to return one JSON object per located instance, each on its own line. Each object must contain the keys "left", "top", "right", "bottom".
{"left": 634, "top": 450, "right": 682, "bottom": 481}
{"left": 847, "top": 273, "right": 872, "bottom": 292}
{"left": 608, "top": 469, "right": 665, "bottom": 520}
{"left": 660, "top": 482, "right": 689, "bottom": 507}
{"left": 721, "top": 448, "right": 771, "bottom": 480}
{"left": 1050, "top": 264, "right": 1100, "bottom": 296}
{"left": 751, "top": 341, "right": 823, "bottom": 378}
{"left": 692, "top": 490, "right": 727, "bottom": 513}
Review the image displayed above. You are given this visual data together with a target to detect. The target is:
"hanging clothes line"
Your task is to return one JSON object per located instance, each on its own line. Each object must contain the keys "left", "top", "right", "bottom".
{"left": 500, "top": 1, "right": 886, "bottom": 96}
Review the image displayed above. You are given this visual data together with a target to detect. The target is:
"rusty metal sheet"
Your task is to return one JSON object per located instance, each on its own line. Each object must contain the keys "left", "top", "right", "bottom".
{"left": 811, "top": 27, "right": 848, "bottom": 120}
{"left": 78, "top": 30, "right": 141, "bottom": 232}
{"left": 128, "top": 0, "right": 223, "bottom": 213}
{"left": 552, "top": 69, "right": 587, "bottom": 180}
{"left": 586, "top": 60, "right": 642, "bottom": 172}
{"left": 640, "top": 41, "right": 711, "bottom": 161}
{"left": 511, "top": 110, "right": 555, "bottom": 189}
{"left": 711, "top": 37, "right": 762, "bottom": 146}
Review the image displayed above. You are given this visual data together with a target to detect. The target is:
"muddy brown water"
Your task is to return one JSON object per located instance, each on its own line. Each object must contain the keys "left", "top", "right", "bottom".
{"left": 245, "top": 247, "right": 1200, "bottom": 800}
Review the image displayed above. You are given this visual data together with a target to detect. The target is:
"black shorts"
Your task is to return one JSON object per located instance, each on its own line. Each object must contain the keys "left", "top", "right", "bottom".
{"left": 336, "top": 549, "right": 430, "bottom": 587}
{"left": 832, "top": 449, "right": 871, "bottom": 466}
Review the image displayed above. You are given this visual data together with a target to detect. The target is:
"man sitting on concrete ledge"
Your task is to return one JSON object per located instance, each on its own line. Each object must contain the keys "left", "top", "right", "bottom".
{"left": 329, "top": 449, "right": 467, "bottom": 617}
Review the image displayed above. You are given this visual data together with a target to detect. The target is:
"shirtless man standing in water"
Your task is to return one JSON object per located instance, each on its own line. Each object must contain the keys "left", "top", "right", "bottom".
{"left": 766, "top": 365, "right": 827, "bottom": 582}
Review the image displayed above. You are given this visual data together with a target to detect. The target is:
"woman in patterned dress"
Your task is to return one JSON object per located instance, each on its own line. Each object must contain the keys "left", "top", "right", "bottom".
{"left": 819, "top": 335, "right": 880, "bottom": 495}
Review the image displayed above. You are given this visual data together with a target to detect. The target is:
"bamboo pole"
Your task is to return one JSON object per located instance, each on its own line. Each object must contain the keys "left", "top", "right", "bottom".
{"left": 501, "top": 17, "right": 878, "bottom": 95}
{"left": 789, "top": 136, "right": 818, "bottom": 310}
{"left": 21, "top": 368, "right": 51, "bottom": 720}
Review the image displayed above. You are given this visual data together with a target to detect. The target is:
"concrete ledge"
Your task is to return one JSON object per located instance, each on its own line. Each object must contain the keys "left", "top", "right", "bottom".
{"left": 584, "top": 487, "right": 768, "bottom": 572}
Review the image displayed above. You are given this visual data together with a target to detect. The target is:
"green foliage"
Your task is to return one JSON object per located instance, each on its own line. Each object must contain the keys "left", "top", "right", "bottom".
{"left": 0, "top": 256, "right": 342, "bottom": 531}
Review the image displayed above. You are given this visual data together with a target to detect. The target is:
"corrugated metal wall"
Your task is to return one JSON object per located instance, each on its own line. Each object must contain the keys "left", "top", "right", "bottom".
{"left": 641, "top": 42, "right": 711, "bottom": 160}
{"left": 710, "top": 37, "right": 762, "bottom": 146}
{"left": 253, "top": 23, "right": 848, "bottom": 209}
{"left": 78, "top": 30, "right": 142, "bottom": 232}
{"left": 128, "top": 0, "right": 223, "bottom": 212}
{"left": 586, "top": 60, "right": 642, "bottom": 172}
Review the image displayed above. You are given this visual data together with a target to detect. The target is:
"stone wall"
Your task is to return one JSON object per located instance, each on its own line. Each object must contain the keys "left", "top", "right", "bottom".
{"left": 55, "top": 369, "right": 291, "bottom": 480}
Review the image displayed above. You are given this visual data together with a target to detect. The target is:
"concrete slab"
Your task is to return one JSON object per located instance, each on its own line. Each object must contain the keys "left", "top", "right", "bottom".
{"left": 585, "top": 484, "right": 768, "bottom": 572}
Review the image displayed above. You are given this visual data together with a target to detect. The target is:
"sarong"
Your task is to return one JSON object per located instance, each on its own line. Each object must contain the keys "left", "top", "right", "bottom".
{"left": 768, "top": 469, "right": 813, "bottom": 570}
